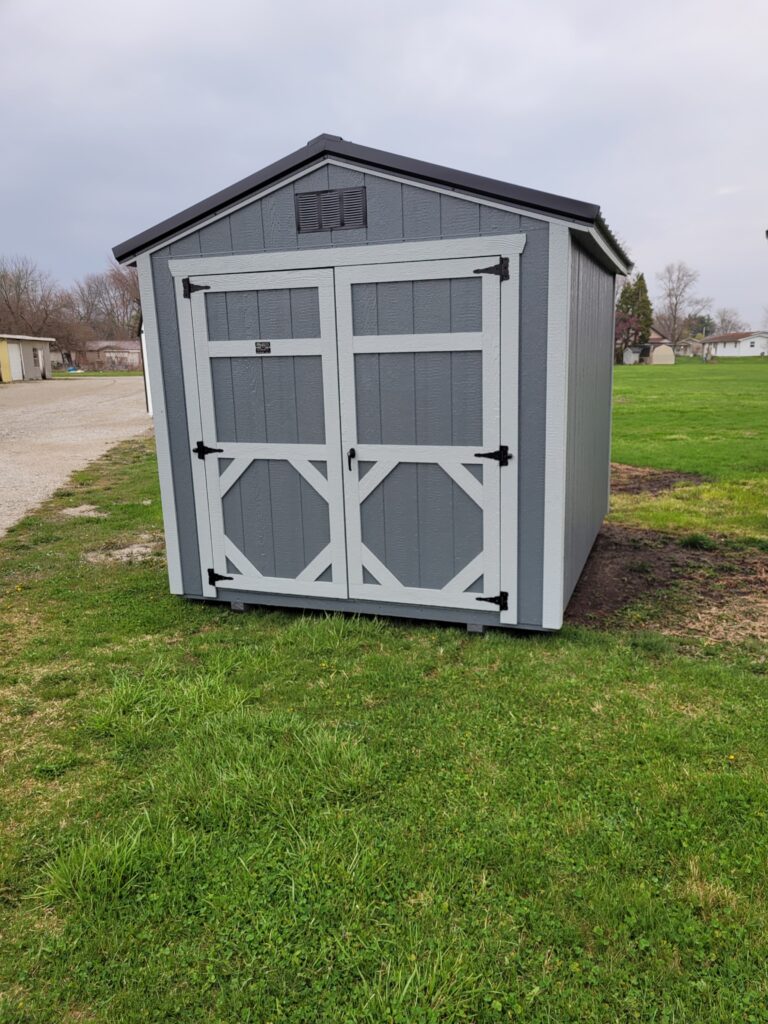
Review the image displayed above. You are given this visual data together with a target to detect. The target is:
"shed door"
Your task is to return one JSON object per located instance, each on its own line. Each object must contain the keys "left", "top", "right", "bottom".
{"left": 335, "top": 258, "right": 502, "bottom": 611}
{"left": 8, "top": 343, "right": 23, "bottom": 381}
{"left": 185, "top": 269, "right": 348, "bottom": 599}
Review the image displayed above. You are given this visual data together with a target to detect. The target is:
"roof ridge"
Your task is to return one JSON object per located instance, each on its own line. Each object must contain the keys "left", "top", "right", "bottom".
{"left": 113, "top": 134, "right": 628, "bottom": 268}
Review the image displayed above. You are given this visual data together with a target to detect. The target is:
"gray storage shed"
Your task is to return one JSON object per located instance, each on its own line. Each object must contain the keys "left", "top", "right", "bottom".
{"left": 114, "top": 134, "right": 629, "bottom": 631}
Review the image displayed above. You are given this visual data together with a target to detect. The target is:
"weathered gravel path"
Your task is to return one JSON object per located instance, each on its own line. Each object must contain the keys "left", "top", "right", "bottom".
{"left": 0, "top": 378, "right": 151, "bottom": 536}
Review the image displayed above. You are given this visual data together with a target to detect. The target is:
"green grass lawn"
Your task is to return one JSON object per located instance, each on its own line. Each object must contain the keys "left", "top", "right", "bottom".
{"left": 611, "top": 358, "right": 768, "bottom": 543}
{"left": 1, "top": 361, "right": 767, "bottom": 1022}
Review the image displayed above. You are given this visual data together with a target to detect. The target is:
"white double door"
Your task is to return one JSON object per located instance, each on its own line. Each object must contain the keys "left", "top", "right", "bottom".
{"left": 182, "top": 256, "right": 505, "bottom": 613}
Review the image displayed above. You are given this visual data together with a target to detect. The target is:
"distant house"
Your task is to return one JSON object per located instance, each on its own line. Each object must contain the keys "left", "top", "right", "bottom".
{"left": 702, "top": 331, "right": 768, "bottom": 358}
{"left": 59, "top": 338, "right": 143, "bottom": 371}
{"left": 674, "top": 337, "right": 704, "bottom": 357}
{"left": 0, "top": 334, "right": 54, "bottom": 382}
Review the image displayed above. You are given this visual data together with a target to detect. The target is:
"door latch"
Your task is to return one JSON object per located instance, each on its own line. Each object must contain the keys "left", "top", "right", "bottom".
{"left": 347, "top": 447, "right": 356, "bottom": 471}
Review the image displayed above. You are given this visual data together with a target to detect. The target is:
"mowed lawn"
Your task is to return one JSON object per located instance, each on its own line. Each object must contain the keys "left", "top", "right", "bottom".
{"left": 1, "top": 360, "right": 767, "bottom": 1023}
{"left": 611, "top": 358, "right": 768, "bottom": 542}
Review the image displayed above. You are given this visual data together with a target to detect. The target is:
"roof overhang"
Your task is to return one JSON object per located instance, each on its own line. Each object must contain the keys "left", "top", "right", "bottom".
{"left": 113, "top": 133, "right": 631, "bottom": 272}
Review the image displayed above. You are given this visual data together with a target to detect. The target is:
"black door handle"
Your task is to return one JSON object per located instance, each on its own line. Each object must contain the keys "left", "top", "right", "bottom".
{"left": 347, "top": 447, "right": 356, "bottom": 471}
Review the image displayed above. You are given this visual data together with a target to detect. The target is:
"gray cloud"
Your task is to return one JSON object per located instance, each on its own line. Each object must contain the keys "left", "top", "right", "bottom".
{"left": 1, "top": 0, "right": 766, "bottom": 323}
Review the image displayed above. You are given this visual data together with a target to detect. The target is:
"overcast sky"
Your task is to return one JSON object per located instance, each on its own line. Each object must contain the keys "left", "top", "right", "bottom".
{"left": 1, "top": 0, "right": 766, "bottom": 325}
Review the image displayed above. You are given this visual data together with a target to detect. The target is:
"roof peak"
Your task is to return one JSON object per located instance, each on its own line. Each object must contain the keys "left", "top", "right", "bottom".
{"left": 306, "top": 133, "right": 344, "bottom": 146}
{"left": 113, "top": 134, "right": 629, "bottom": 271}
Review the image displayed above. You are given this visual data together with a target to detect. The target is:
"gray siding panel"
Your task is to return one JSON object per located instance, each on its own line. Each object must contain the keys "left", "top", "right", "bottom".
{"left": 229, "top": 202, "right": 264, "bottom": 252}
{"left": 563, "top": 239, "right": 615, "bottom": 605}
{"left": 211, "top": 356, "right": 324, "bottom": 444}
{"left": 151, "top": 163, "right": 550, "bottom": 623}
{"left": 440, "top": 194, "right": 480, "bottom": 237}
{"left": 206, "top": 287, "right": 320, "bottom": 341}
{"left": 402, "top": 184, "right": 441, "bottom": 240}
{"left": 361, "top": 465, "right": 482, "bottom": 589}
{"left": 262, "top": 183, "right": 298, "bottom": 251}
{"left": 365, "top": 175, "right": 403, "bottom": 242}
{"left": 351, "top": 277, "right": 481, "bottom": 335}
{"left": 354, "top": 352, "right": 482, "bottom": 446}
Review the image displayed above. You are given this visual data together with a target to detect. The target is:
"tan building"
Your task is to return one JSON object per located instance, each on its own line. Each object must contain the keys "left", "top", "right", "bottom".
{"left": 0, "top": 335, "right": 54, "bottom": 382}
{"left": 642, "top": 342, "right": 675, "bottom": 365}
{"left": 60, "top": 338, "right": 143, "bottom": 371}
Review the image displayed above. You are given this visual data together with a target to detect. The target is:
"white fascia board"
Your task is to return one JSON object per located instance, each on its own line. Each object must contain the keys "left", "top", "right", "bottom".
{"left": 135, "top": 253, "right": 184, "bottom": 594}
{"left": 570, "top": 223, "right": 631, "bottom": 276}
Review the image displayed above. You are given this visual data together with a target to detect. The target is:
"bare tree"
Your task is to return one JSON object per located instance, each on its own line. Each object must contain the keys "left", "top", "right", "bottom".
{"left": 712, "top": 307, "right": 749, "bottom": 334}
{"left": 654, "top": 262, "right": 711, "bottom": 346}
{"left": 67, "top": 261, "right": 141, "bottom": 340}
{"left": 0, "top": 255, "right": 64, "bottom": 337}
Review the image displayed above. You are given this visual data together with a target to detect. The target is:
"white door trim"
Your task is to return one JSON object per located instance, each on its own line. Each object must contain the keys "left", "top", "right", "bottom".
{"left": 168, "top": 234, "right": 526, "bottom": 280}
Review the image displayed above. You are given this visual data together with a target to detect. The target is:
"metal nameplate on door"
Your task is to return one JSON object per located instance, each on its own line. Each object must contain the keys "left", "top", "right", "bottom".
{"left": 254, "top": 342, "right": 271, "bottom": 354}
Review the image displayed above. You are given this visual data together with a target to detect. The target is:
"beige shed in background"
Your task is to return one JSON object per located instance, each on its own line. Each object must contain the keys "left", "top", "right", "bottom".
{"left": 641, "top": 342, "right": 675, "bottom": 365}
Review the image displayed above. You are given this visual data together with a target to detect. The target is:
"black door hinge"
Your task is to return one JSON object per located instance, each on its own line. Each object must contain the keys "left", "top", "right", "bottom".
{"left": 473, "top": 257, "right": 509, "bottom": 282}
{"left": 182, "top": 277, "right": 211, "bottom": 299}
{"left": 474, "top": 444, "right": 510, "bottom": 467}
{"left": 193, "top": 440, "right": 223, "bottom": 460}
{"left": 476, "top": 591, "right": 508, "bottom": 612}
{"left": 208, "top": 568, "right": 234, "bottom": 586}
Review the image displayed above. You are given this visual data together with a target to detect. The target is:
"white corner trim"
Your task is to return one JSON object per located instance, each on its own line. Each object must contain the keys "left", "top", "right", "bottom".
{"left": 136, "top": 253, "right": 184, "bottom": 594}
{"left": 167, "top": 234, "right": 526, "bottom": 279}
{"left": 541, "top": 222, "right": 571, "bottom": 630}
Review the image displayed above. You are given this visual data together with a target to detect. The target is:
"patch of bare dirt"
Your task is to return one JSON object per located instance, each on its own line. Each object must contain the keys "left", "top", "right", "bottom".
{"left": 566, "top": 523, "right": 768, "bottom": 643}
{"left": 83, "top": 532, "right": 163, "bottom": 565}
{"left": 59, "top": 504, "right": 107, "bottom": 519}
{"left": 611, "top": 463, "right": 707, "bottom": 496}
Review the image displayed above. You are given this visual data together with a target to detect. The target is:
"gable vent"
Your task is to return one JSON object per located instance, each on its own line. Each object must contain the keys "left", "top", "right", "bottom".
{"left": 295, "top": 187, "right": 367, "bottom": 233}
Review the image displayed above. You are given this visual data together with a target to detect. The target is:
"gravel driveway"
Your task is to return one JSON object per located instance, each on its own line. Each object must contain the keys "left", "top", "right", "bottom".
{"left": 0, "top": 377, "right": 151, "bottom": 536}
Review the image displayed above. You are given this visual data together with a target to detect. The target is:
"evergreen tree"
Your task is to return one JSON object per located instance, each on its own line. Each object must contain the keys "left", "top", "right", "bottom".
{"left": 614, "top": 273, "right": 654, "bottom": 363}
{"left": 633, "top": 273, "right": 653, "bottom": 345}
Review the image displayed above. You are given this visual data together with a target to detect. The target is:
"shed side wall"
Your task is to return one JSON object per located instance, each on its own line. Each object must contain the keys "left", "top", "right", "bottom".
{"left": 563, "top": 238, "right": 616, "bottom": 606}
{"left": 150, "top": 167, "right": 550, "bottom": 625}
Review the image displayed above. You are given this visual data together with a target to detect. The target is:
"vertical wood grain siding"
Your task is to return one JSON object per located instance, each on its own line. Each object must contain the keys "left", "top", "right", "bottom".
{"left": 361, "top": 464, "right": 482, "bottom": 589}
{"left": 351, "top": 278, "right": 481, "bottom": 335}
{"left": 354, "top": 353, "right": 482, "bottom": 445}
{"left": 563, "top": 240, "right": 616, "bottom": 604}
{"left": 151, "top": 167, "right": 549, "bottom": 623}
{"left": 206, "top": 287, "right": 320, "bottom": 340}
{"left": 211, "top": 357, "right": 325, "bottom": 443}
{"left": 222, "top": 460, "right": 330, "bottom": 579}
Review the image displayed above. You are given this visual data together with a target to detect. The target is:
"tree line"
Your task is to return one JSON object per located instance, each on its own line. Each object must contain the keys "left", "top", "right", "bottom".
{"left": 614, "top": 260, "right": 762, "bottom": 364}
{"left": 0, "top": 255, "right": 140, "bottom": 350}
